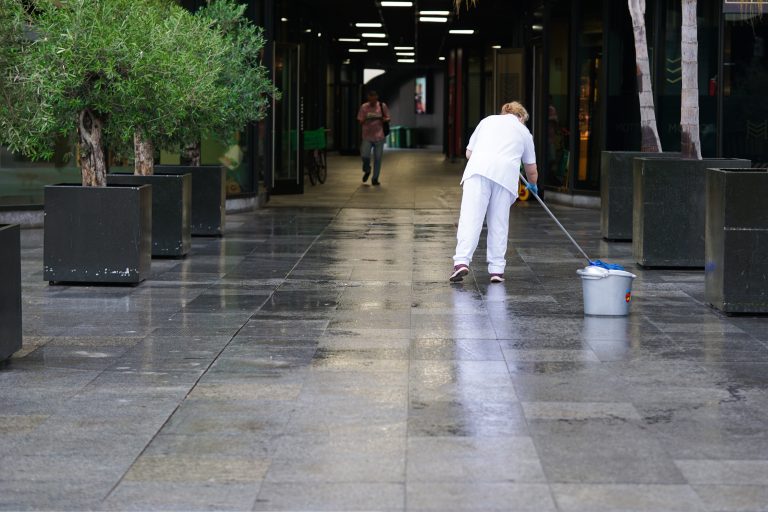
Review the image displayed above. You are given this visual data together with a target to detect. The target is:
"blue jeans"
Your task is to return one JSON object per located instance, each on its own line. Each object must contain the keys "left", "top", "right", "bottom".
{"left": 361, "top": 140, "right": 384, "bottom": 181}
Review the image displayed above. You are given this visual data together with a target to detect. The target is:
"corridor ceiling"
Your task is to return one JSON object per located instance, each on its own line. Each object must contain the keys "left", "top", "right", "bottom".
{"left": 289, "top": 0, "right": 534, "bottom": 67}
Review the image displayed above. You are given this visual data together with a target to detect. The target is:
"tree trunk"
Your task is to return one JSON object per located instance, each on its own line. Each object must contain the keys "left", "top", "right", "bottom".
{"left": 681, "top": 0, "right": 702, "bottom": 159}
{"left": 628, "top": 0, "right": 662, "bottom": 152}
{"left": 77, "top": 109, "right": 107, "bottom": 187}
{"left": 133, "top": 128, "right": 155, "bottom": 176}
{"left": 181, "top": 142, "right": 201, "bottom": 167}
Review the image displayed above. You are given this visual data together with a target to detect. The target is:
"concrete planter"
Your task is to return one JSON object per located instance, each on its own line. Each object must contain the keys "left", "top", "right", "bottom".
{"left": 632, "top": 158, "right": 750, "bottom": 268}
{"left": 706, "top": 168, "right": 768, "bottom": 313}
{"left": 155, "top": 165, "right": 226, "bottom": 236}
{"left": 107, "top": 173, "right": 191, "bottom": 258}
{"left": 0, "top": 224, "right": 22, "bottom": 361}
{"left": 44, "top": 184, "right": 152, "bottom": 284}
{"left": 600, "top": 151, "right": 680, "bottom": 241}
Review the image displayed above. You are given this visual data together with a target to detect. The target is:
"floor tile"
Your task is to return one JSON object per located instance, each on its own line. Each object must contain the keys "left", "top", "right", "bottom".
{"left": 254, "top": 482, "right": 404, "bottom": 511}
{"left": 675, "top": 459, "right": 768, "bottom": 485}
{"left": 406, "top": 436, "right": 546, "bottom": 483}
{"left": 407, "top": 482, "right": 556, "bottom": 511}
{"left": 551, "top": 483, "right": 706, "bottom": 511}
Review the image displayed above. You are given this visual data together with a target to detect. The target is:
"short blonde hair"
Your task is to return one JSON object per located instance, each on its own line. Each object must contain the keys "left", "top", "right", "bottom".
{"left": 501, "top": 101, "right": 529, "bottom": 123}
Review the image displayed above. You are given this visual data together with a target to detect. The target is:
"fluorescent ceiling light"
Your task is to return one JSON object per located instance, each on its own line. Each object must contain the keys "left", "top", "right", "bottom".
{"left": 394, "top": 46, "right": 414, "bottom": 50}
{"left": 381, "top": 1, "right": 413, "bottom": 6}
{"left": 396, "top": 52, "right": 415, "bottom": 56}
{"left": 438, "top": 56, "right": 446, "bottom": 61}
{"left": 304, "top": 29, "right": 312, "bottom": 33}
{"left": 420, "top": 10, "right": 450, "bottom": 15}
{"left": 367, "top": 42, "right": 389, "bottom": 46}
{"left": 397, "top": 58, "right": 415, "bottom": 63}
{"left": 362, "top": 33, "right": 387, "bottom": 38}
{"left": 492, "top": 45, "right": 501, "bottom": 49}
{"left": 349, "top": 49, "right": 368, "bottom": 53}
{"left": 532, "top": 24, "right": 543, "bottom": 31}
{"left": 449, "top": 29, "right": 475, "bottom": 34}
{"left": 419, "top": 16, "right": 447, "bottom": 22}
{"left": 280, "top": 17, "right": 288, "bottom": 22}
{"left": 356, "top": 22, "right": 383, "bottom": 27}
{"left": 338, "top": 38, "right": 361, "bottom": 42}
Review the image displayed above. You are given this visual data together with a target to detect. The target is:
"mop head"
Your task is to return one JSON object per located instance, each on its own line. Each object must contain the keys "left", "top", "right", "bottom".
{"left": 590, "top": 259, "right": 625, "bottom": 271}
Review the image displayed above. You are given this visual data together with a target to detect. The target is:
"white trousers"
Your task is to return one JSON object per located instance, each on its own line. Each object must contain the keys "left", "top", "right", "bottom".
{"left": 453, "top": 175, "right": 516, "bottom": 274}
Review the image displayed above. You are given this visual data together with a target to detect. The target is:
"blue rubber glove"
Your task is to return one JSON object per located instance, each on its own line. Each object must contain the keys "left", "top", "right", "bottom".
{"left": 526, "top": 182, "right": 538, "bottom": 196}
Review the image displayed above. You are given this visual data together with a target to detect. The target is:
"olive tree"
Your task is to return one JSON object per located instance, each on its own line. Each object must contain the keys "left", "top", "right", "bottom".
{"left": 0, "top": 0, "right": 230, "bottom": 183}
{"left": 180, "top": 0, "right": 277, "bottom": 166}
{"left": 124, "top": 2, "right": 229, "bottom": 175}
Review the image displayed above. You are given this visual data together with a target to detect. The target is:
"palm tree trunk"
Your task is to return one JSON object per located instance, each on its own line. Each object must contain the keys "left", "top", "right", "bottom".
{"left": 628, "top": 0, "right": 662, "bottom": 152}
{"left": 134, "top": 128, "right": 155, "bottom": 176}
{"left": 78, "top": 109, "right": 107, "bottom": 187}
{"left": 681, "top": 0, "right": 702, "bottom": 159}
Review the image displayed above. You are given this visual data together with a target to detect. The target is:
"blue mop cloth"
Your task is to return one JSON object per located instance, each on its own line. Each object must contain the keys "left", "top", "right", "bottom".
{"left": 590, "top": 259, "right": 626, "bottom": 271}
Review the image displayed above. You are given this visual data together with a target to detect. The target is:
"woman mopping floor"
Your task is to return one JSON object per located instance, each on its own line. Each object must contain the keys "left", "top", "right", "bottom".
{"left": 450, "top": 101, "right": 539, "bottom": 284}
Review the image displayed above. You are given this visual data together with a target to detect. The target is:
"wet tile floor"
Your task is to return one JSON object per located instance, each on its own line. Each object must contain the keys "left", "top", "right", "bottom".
{"left": 3, "top": 151, "right": 768, "bottom": 511}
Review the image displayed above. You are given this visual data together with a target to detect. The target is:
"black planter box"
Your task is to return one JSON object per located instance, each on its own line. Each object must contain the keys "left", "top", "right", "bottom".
{"left": 155, "top": 165, "right": 226, "bottom": 236}
{"left": 44, "top": 184, "right": 152, "bottom": 284}
{"left": 107, "top": 173, "right": 191, "bottom": 257}
{"left": 706, "top": 168, "right": 768, "bottom": 313}
{"left": 633, "top": 158, "right": 750, "bottom": 268}
{"left": 600, "top": 151, "right": 680, "bottom": 241}
{"left": 0, "top": 224, "right": 22, "bottom": 361}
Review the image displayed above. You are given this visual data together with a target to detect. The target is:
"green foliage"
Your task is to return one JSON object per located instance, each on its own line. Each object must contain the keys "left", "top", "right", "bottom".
{"left": 0, "top": 0, "right": 231, "bottom": 161}
{"left": 112, "top": 1, "right": 230, "bottom": 156}
{"left": 0, "top": 0, "right": 276, "bottom": 174}
{"left": 195, "top": 0, "right": 278, "bottom": 145}
{"left": 0, "top": 0, "right": 44, "bottom": 157}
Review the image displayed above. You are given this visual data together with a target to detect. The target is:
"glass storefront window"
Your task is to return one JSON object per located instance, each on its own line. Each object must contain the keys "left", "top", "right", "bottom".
{"left": 723, "top": 5, "right": 768, "bottom": 165}
{"left": 544, "top": 0, "right": 571, "bottom": 190}
{"left": 467, "top": 55, "right": 483, "bottom": 135}
{"left": 657, "top": 0, "right": 719, "bottom": 156}
{"left": 575, "top": 0, "right": 604, "bottom": 191}
{"left": 0, "top": 143, "right": 80, "bottom": 207}
{"left": 605, "top": 0, "right": 643, "bottom": 152}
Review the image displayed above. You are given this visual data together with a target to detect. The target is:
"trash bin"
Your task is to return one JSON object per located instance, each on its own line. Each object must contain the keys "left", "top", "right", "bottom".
{"left": 576, "top": 265, "right": 637, "bottom": 316}
{"left": 403, "top": 127, "right": 413, "bottom": 148}
{"left": 388, "top": 126, "right": 403, "bottom": 148}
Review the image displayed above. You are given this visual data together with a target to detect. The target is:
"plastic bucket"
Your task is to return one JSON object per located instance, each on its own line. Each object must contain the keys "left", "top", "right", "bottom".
{"left": 576, "top": 265, "right": 637, "bottom": 316}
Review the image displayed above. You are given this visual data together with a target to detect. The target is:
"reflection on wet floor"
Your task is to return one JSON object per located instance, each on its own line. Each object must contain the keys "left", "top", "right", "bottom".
{"left": 2, "top": 152, "right": 768, "bottom": 511}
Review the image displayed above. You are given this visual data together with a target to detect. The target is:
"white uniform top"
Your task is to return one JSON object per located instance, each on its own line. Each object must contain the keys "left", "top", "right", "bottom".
{"left": 461, "top": 114, "right": 536, "bottom": 197}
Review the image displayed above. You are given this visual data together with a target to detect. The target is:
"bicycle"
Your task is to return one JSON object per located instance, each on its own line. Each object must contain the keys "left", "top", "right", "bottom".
{"left": 304, "top": 128, "right": 328, "bottom": 186}
{"left": 305, "top": 148, "right": 327, "bottom": 185}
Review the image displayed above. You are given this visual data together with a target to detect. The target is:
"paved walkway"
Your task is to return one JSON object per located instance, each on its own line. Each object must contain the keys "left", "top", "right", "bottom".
{"left": 3, "top": 151, "right": 768, "bottom": 511}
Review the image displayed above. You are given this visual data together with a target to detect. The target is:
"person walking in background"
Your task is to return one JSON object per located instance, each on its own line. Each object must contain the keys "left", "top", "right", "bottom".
{"left": 357, "top": 90, "right": 390, "bottom": 186}
{"left": 450, "top": 101, "right": 539, "bottom": 284}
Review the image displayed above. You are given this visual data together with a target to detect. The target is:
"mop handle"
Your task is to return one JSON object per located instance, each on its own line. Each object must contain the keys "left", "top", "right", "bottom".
{"left": 519, "top": 175, "right": 593, "bottom": 264}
